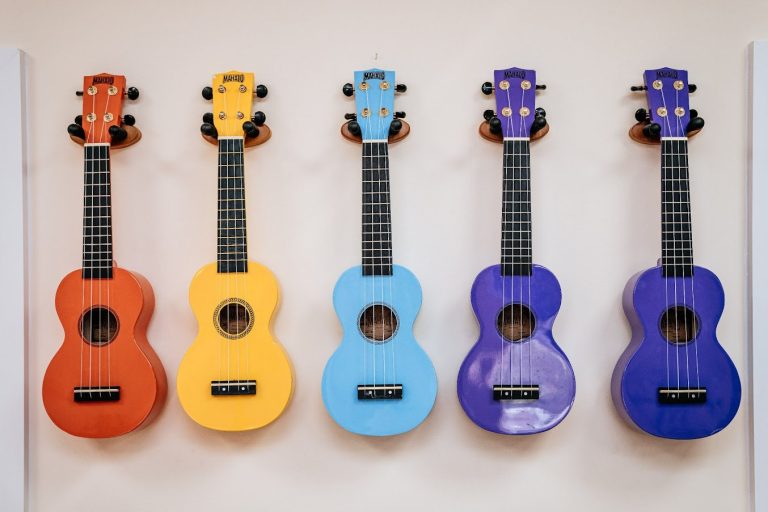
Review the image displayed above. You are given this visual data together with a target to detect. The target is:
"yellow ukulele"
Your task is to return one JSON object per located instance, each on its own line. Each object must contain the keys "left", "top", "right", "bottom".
{"left": 177, "top": 71, "right": 293, "bottom": 431}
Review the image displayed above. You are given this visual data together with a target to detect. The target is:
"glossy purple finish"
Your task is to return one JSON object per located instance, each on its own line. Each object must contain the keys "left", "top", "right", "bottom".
{"left": 493, "top": 67, "right": 537, "bottom": 138}
{"left": 644, "top": 67, "right": 691, "bottom": 138}
{"left": 611, "top": 265, "right": 741, "bottom": 439}
{"left": 457, "top": 264, "right": 575, "bottom": 435}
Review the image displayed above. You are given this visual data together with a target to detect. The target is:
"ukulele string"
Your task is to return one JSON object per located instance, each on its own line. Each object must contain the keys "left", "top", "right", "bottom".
{"left": 518, "top": 85, "right": 528, "bottom": 389}
{"left": 504, "top": 84, "right": 513, "bottom": 390}
{"left": 234, "top": 88, "right": 244, "bottom": 386}
{"left": 385, "top": 141, "right": 396, "bottom": 389}
{"left": 241, "top": 85, "right": 250, "bottom": 386}
{"left": 101, "top": 91, "right": 113, "bottom": 394}
{"left": 223, "top": 91, "right": 232, "bottom": 388}
{"left": 521, "top": 87, "right": 532, "bottom": 389}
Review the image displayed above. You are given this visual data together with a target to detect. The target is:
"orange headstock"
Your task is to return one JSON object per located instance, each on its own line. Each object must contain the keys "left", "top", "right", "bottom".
{"left": 68, "top": 73, "right": 141, "bottom": 148}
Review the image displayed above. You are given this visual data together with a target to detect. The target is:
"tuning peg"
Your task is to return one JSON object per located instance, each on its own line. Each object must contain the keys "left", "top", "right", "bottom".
{"left": 122, "top": 114, "right": 136, "bottom": 126}
{"left": 109, "top": 125, "right": 127, "bottom": 142}
{"left": 686, "top": 116, "right": 705, "bottom": 134}
{"left": 389, "top": 119, "right": 403, "bottom": 135}
{"left": 688, "top": 84, "right": 697, "bottom": 93}
{"left": 489, "top": 116, "right": 502, "bottom": 135}
{"left": 535, "top": 84, "right": 547, "bottom": 90}
{"left": 483, "top": 109, "right": 495, "bottom": 121}
{"left": 643, "top": 122, "right": 661, "bottom": 139}
{"left": 251, "top": 111, "right": 266, "bottom": 126}
{"left": 202, "top": 86, "right": 213, "bottom": 100}
{"left": 481, "top": 82, "right": 494, "bottom": 95}
{"left": 201, "top": 122, "right": 218, "bottom": 139}
{"left": 74, "top": 115, "right": 82, "bottom": 125}
{"left": 342, "top": 83, "right": 354, "bottom": 97}
{"left": 344, "top": 113, "right": 357, "bottom": 121}
{"left": 243, "top": 121, "right": 260, "bottom": 138}
{"left": 394, "top": 111, "right": 406, "bottom": 119}
{"left": 202, "top": 112, "right": 214, "bottom": 124}
{"left": 347, "top": 121, "right": 361, "bottom": 136}
{"left": 690, "top": 109, "right": 699, "bottom": 119}
{"left": 631, "top": 85, "right": 648, "bottom": 92}
{"left": 67, "top": 123, "right": 85, "bottom": 139}
{"left": 531, "top": 116, "right": 547, "bottom": 135}
{"left": 75, "top": 91, "right": 84, "bottom": 97}
{"left": 634, "top": 108, "right": 648, "bottom": 123}
{"left": 125, "top": 87, "right": 140, "bottom": 100}
{"left": 255, "top": 84, "right": 268, "bottom": 98}
{"left": 535, "top": 107, "right": 546, "bottom": 118}
{"left": 395, "top": 83, "right": 407, "bottom": 93}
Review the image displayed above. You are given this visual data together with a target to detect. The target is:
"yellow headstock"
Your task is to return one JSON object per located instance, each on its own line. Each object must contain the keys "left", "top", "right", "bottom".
{"left": 211, "top": 71, "right": 255, "bottom": 137}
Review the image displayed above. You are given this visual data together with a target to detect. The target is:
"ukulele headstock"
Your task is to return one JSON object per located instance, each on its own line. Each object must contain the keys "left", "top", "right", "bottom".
{"left": 479, "top": 67, "right": 548, "bottom": 144}
{"left": 628, "top": 67, "right": 704, "bottom": 145}
{"left": 67, "top": 73, "right": 141, "bottom": 149}
{"left": 340, "top": 68, "right": 410, "bottom": 144}
{"left": 200, "top": 70, "right": 271, "bottom": 147}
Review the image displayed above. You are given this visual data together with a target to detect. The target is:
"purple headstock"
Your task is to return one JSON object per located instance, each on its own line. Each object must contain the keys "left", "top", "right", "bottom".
{"left": 643, "top": 68, "right": 692, "bottom": 138}
{"left": 493, "top": 67, "right": 537, "bottom": 138}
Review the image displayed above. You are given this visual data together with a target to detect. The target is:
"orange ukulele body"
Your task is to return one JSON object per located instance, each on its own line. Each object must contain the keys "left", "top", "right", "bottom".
{"left": 43, "top": 267, "right": 167, "bottom": 438}
{"left": 42, "top": 73, "right": 166, "bottom": 438}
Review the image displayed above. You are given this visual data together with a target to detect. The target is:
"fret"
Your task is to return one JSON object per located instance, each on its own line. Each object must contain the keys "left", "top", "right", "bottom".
{"left": 660, "top": 139, "right": 694, "bottom": 277}
{"left": 217, "top": 138, "right": 248, "bottom": 273}
{"left": 500, "top": 139, "right": 532, "bottom": 276}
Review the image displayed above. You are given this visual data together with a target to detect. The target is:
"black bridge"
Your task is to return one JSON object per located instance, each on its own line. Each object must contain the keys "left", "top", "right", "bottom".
{"left": 493, "top": 385, "right": 540, "bottom": 400}
{"left": 658, "top": 387, "right": 707, "bottom": 404}
{"left": 357, "top": 384, "right": 403, "bottom": 400}
{"left": 211, "top": 380, "right": 256, "bottom": 396}
{"left": 74, "top": 386, "right": 120, "bottom": 402}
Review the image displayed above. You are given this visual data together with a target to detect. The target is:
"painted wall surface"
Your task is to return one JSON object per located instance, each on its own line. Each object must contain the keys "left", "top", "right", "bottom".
{"left": 0, "top": 0, "right": 762, "bottom": 510}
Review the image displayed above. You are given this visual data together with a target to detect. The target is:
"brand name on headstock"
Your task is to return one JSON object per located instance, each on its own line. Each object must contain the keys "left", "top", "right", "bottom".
{"left": 655, "top": 69, "right": 679, "bottom": 79}
{"left": 504, "top": 69, "right": 526, "bottom": 79}
{"left": 363, "top": 71, "right": 386, "bottom": 80}
{"left": 222, "top": 74, "right": 245, "bottom": 83}
{"left": 91, "top": 76, "right": 115, "bottom": 85}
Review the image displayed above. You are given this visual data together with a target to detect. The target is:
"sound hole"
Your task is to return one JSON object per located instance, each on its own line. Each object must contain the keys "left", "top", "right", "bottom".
{"left": 660, "top": 306, "right": 699, "bottom": 344}
{"left": 359, "top": 304, "right": 398, "bottom": 343}
{"left": 80, "top": 307, "right": 119, "bottom": 346}
{"left": 497, "top": 303, "right": 536, "bottom": 342}
{"left": 215, "top": 300, "right": 254, "bottom": 339}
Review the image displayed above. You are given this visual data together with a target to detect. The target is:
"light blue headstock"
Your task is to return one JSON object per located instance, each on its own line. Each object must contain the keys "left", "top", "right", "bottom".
{"left": 352, "top": 69, "right": 396, "bottom": 141}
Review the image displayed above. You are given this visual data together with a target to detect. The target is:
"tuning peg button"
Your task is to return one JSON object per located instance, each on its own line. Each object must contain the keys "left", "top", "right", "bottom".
{"left": 688, "top": 84, "right": 698, "bottom": 93}
{"left": 75, "top": 91, "right": 84, "bottom": 97}
{"left": 643, "top": 122, "right": 661, "bottom": 139}
{"left": 344, "top": 113, "right": 357, "bottom": 121}
{"left": 483, "top": 109, "right": 495, "bottom": 121}
{"left": 202, "top": 87, "right": 213, "bottom": 100}
{"left": 394, "top": 111, "right": 406, "bottom": 119}
{"left": 389, "top": 119, "right": 403, "bottom": 135}
{"left": 348, "top": 120, "right": 361, "bottom": 136}
{"left": 635, "top": 108, "right": 648, "bottom": 123}
{"left": 690, "top": 109, "right": 699, "bottom": 119}
{"left": 535, "top": 84, "right": 547, "bottom": 90}
{"left": 489, "top": 116, "right": 502, "bottom": 135}
{"left": 202, "top": 112, "right": 214, "bottom": 124}
{"left": 109, "top": 125, "right": 127, "bottom": 142}
{"left": 125, "top": 87, "right": 139, "bottom": 100}
{"left": 535, "top": 107, "right": 546, "bottom": 118}
{"left": 68, "top": 123, "right": 85, "bottom": 139}
{"left": 201, "top": 122, "right": 218, "bottom": 139}
{"left": 74, "top": 115, "right": 83, "bottom": 125}
{"left": 243, "top": 121, "right": 260, "bottom": 138}
{"left": 531, "top": 116, "right": 547, "bottom": 135}
{"left": 686, "top": 116, "right": 705, "bottom": 134}
{"left": 122, "top": 114, "right": 136, "bottom": 126}
{"left": 395, "top": 83, "right": 407, "bottom": 93}
{"left": 255, "top": 84, "right": 268, "bottom": 98}
{"left": 481, "top": 82, "right": 494, "bottom": 95}
{"left": 342, "top": 83, "right": 354, "bottom": 97}
{"left": 252, "top": 111, "right": 266, "bottom": 126}
{"left": 631, "top": 85, "right": 648, "bottom": 92}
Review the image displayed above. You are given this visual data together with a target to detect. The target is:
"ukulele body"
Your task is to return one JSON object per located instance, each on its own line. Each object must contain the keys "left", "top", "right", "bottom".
{"left": 611, "top": 264, "right": 741, "bottom": 439}
{"left": 457, "top": 264, "right": 575, "bottom": 435}
{"left": 42, "top": 266, "right": 166, "bottom": 438}
{"left": 322, "top": 264, "right": 437, "bottom": 436}
{"left": 177, "top": 261, "right": 293, "bottom": 431}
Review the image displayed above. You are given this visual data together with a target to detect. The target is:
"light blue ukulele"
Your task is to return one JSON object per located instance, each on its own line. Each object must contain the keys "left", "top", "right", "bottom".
{"left": 321, "top": 69, "right": 437, "bottom": 436}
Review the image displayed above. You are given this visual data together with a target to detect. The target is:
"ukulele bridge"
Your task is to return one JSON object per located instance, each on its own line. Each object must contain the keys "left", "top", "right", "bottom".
{"left": 74, "top": 386, "right": 120, "bottom": 402}
{"left": 493, "top": 385, "right": 539, "bottom": 400}
{"left": 657, "top": 387, "right": 707, "bottom": 404}
{"left": 211, "top": 380, "right": 257, "bottom": 396}
{"left": 357, "top": 384, "right": 403, "bottom": 400}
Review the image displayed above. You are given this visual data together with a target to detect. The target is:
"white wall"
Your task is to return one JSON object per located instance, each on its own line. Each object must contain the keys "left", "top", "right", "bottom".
{"left": 1, "top": 1, "right": 763, "bottom": 510}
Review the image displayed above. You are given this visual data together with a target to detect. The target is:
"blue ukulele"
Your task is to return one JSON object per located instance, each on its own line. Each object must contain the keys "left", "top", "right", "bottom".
{"left": 321, "top": 69, "right": 437, "bottom": 436}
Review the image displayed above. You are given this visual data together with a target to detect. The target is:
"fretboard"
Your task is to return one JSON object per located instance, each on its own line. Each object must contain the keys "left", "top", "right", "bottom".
{"left": 501, "top": 139, "right": 532, "bottom": 276}
{"left": 217, "top": 137, "right": 248, "bottom": 273}
{"left": 362, "top": 141, "right": 392, "bottom": 276}
{"left": 82, "top": 144, "right": 113, "bottom": 279}
{"left": 661, "top": 138, "right": 694, "bottom": 277}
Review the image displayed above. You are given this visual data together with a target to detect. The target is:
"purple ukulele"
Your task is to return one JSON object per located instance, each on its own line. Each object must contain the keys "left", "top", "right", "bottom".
{"left": 611, "top": 68, "right": 741, "bottom": 439}
{"left": 457, "top": 68, "right": 576, "bottom": 435}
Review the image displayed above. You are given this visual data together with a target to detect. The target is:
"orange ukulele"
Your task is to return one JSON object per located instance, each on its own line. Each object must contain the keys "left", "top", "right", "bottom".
{"left": 42, "top": 74, "right": 167, "bottom": 438}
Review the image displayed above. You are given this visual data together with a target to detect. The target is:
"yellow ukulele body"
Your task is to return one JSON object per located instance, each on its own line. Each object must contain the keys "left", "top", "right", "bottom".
{"left": 177, "top": 262, "right": 293, "bottom": 431}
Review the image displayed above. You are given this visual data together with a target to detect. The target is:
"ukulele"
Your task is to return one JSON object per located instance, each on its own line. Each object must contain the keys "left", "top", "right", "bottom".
{"left": 611, "top": 67, "right": 741, "bottom": 439}
{"left": 176, "top": 71, "right": 293, "bottom": 431}
{"left": 321, "top": 69, "right": 437, "bottom": 436}
{"left": 457, "top": 68, "right": 576, "bottom": 435}
{"left": 42, "top": 74, "right": 166, "bottom": 438}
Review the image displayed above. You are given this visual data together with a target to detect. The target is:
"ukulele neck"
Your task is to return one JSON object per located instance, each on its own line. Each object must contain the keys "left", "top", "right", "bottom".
{"left": 82, "top": 143, "right": 113, "bottom": 279}
{"left": 500, "top": 138, "right": 532, "bottom": 276}
{"left": 362, "top": 141, "right": 393, "bottom": 276}
{"left": 660, "top": 138, "right": 694, "bottom": 277}
{"left": 217, "top": 137, "right": 249, "bottom": 273}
